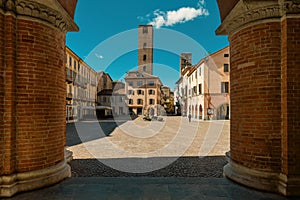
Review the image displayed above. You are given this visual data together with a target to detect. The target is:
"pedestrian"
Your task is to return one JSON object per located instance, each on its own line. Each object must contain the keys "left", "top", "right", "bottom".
{"left": 188, "top": 113, "right": 191, "bottom": 122}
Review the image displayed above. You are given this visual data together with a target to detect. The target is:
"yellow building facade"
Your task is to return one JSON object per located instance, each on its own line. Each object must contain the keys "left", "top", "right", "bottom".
{"left": 65, "top": 47, "right": 97, "bottom": 121}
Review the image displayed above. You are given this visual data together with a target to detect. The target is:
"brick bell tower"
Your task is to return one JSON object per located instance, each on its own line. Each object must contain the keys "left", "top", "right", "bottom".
{"left": 0, "top": 0, "right": 78, "bottom": 197}
{"left": 138, "top": 25, "right": 153, "bottom": 75}
{"left": 216, "top": 0, "right": 300, "bottom": 196}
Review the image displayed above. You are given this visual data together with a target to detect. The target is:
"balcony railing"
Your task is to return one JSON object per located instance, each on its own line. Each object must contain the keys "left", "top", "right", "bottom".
{"left": 66, "top": 68, "right": 77, "bottom": 83}
{"left": 74, "top": 75, "right": 89, "bottom": 88}
{"left": 91, "top": 80, "right": 97, "bottom": 86}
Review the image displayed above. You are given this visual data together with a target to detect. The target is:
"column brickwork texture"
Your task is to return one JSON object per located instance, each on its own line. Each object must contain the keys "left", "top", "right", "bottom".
{"left": 281, "top": 17, "right": 300, "bottom": 194}
{"left": 16, "top": 19, "right": 66, "bottom": 172}
{"left": 0, "top": 11, "right": 4, "bottom": 177}
{"left": 0, "top": 0, "right": 78, "bottom": 197}
{"left": 3, "top": 14, "right": 18, "bottom": 176}
{"left": 216, "top": 0, "right": 300, "bottom": 196}
{"left": 229, "top": 22, "right": 282, "bottom": 172}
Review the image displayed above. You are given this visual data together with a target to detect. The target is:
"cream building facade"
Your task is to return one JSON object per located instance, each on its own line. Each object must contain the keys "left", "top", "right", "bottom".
{"left": 66, "top": 47, "right": 97, "bottom": 121}
{"left": 175, "top": 46, "right": 230, "bottom": 120}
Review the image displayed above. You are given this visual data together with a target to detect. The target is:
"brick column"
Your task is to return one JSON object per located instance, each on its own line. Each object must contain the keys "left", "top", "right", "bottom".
{"left": 216, "top": 0, "right": 300, "bottom": 196}
{"left": 280, "top": 5, "right": 300, "bottom": 195}
{"left": 0, "top": 0, "right": 78, "bottom": 197}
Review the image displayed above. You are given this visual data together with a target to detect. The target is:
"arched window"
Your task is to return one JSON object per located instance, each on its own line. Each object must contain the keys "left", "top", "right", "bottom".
{"left": 148, "top": 89, "right": 155, "bottom": 95}
{"left": 143, "top": 55, "right": 147, "bottom": 61}
{"left": 143, "top": 27, "right": 148, "bottom": 34}
{"left": 137, "top": 99, "right": 143, "bottom": 105}
{"left": 137, "top": 90, "right": 144, "bottom": 95}
{"left": 149, "top": 99, "right": 155, "bottom": 105}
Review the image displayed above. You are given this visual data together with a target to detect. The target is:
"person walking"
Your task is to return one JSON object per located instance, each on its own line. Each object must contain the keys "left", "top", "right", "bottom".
{"left": 188, "top": 113, "right": 191, "bottom": 123}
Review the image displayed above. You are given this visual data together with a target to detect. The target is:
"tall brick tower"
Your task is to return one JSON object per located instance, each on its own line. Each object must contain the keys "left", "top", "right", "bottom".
{"left": 180, "top": 53, "right": 192, "bottom": 76}
{"left": 138, "top": 25, "right": 153, "bottom": 75}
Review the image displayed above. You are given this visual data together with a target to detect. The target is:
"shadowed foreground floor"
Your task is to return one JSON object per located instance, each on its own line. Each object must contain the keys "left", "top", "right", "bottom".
{"left": 7, "top": 177, "right": 294, "bottom": 200}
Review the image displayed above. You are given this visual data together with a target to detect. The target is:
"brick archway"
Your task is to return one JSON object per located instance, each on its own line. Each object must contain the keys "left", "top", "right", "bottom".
{"left": 216, "top": 0, "right": 300, "bottom": 196}
{"left": 1, "top": 0, "right": 299, "bottom": 197}
{"left": 0, "top": 0, "right": 78, "bottom": 197}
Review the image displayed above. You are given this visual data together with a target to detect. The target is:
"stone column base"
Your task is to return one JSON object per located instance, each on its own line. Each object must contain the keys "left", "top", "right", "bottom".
{"left": 224, "top": 158, "right": 300, "bottom": 196}
{"left": 65, "top": 148, "right": 73, "bottom": 163}
{"left": 0, "top": 160, "right": 71, "bottom": 197}
{"left": 278, "top": 173, "right": 300, "bottom": 196}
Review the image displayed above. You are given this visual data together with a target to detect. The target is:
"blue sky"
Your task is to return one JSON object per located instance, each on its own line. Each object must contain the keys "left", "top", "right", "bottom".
{"left": 66, "top": 0, "right": 228, "bottom": 89}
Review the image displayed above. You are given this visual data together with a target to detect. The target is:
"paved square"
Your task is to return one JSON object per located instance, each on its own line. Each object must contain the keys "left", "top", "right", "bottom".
{"left": 67, "top": 116, "right": 230, "bottom": 177}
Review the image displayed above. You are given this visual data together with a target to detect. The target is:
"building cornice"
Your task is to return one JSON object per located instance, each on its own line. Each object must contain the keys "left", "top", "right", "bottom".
{"left": 282, "top": 0, "right": 300, "bottom": 14}
{"left": 0, "top": 0, "right": 78, "bottom": 32}
{"left": 216, "top": 0, "right": 282, "bottom": 35}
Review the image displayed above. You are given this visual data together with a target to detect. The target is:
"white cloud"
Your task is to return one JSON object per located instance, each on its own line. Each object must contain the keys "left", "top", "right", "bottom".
{"left": 147, "top": 1, "right": 209, "bottom": 29}
{"left": 197, "top": 0, "right": 205, "bottom": 7}
{"left": 95, "top": 53, "right": 104, "bottom": 60}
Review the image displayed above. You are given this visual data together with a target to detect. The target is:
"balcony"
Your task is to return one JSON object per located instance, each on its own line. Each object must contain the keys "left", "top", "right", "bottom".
{"left": 66, "top": 68, "right": 77, "bottom": 83}
{"left": 66, "top": 93, "right": 73, "bottom": 100}
{"left": 91, "top": 80, "right": 97, "bottom": 86}
{"left": 74, "top": 75, "right": 85, "bottom": 88}
{"left": 66, "top": 69, "right": 73, "bottom": 83}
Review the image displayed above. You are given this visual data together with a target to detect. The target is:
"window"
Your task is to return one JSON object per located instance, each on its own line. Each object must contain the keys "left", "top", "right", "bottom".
{"left": 148, "top": 90, "right": 155, "bottom": 95}
{"left": 137, "top": 99, "right": 143, "bottom": 105}
{"left": 143, "top": 27, "right": 148, "bottom": 34}
{"left": 137, "top": 81, "right": 143, "bottom": 87}
{"left": 143, "top": 66, "right": 146, "bottom": 72}
{"left": 143, "top": 43, "right": 147, "bottom": 49}
{"left": 143, "top": 55, "right": 147, "bottom": 61}
{"left": 103, "top": 97, "right": 106, "bottom": 103}
{"left": 137, "top": 89, "right": 144, "bottom": 95}
{"left": 193, "top": 86, "right": 197, "bottom": 95}
{"left": 69, "top": 57, "right": 72, "bottom": 67}
{"left": 224, "top": 64, "right": 229, "bottom": 72}
{"left": 129, "top": 99, "right": 133, "bottom": 105}
{"left": 221, "top": 82, "right": 229, "bottom": 93}
{"left": 198, "top": 84, "right": 202, "bottom": 94}
{"left": 128, "top": 90, "right": 134, "bottom": 95}
{"left": 148, "top": 81, "right": 154, "bottom": 86}
{"left": 74, "top": 60, "right": 77, "bottom": 70}
{"left": 149, "top": 99, "right": 155, "bottom": 105}
{"left": 128, "top": 81, "right": 133, "bottom": 87}
{"left": 199, "top": 67, "right": 201, "bottom": 76}
{"left": 224, "top": 53, "right": 229, "bottom": 57}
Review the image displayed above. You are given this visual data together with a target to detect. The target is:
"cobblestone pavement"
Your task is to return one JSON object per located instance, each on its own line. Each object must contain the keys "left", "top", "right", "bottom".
{"left": 67, "top": 116, "right": 230, "bottom": 177}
